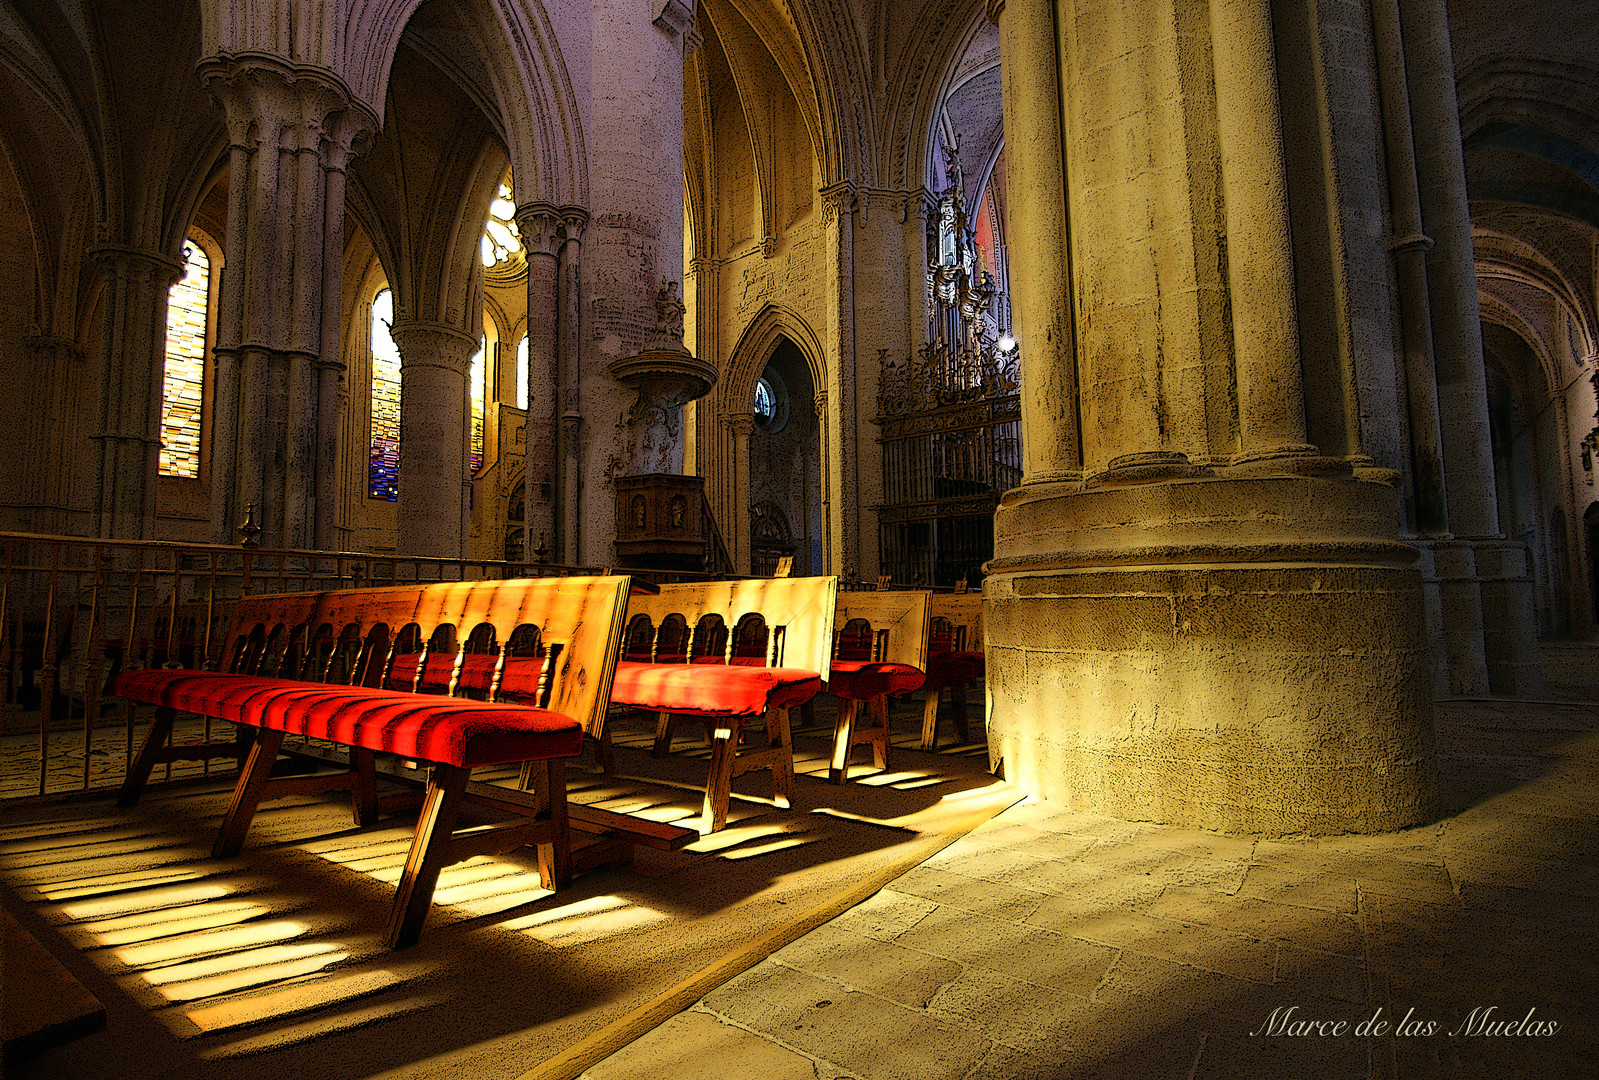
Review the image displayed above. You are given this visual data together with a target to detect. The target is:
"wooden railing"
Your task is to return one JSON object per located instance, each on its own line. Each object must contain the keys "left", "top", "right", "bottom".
{"left": 0, "top": 531, "right": 738, "bottom": 801}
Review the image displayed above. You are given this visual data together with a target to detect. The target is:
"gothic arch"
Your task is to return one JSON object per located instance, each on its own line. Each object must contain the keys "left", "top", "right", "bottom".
{"left": 204, "top": 0, "right": 587, "bottom": 208}
{"left": 723, "top": 303, "right": 828, "bottom": 412}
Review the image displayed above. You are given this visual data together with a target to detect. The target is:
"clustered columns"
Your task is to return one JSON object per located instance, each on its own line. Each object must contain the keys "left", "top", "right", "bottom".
{"left": 984, "top": 0, "right": 1440, "bottom": 834}
{"left": 1388, "top": 0, "right": 1543, "bottom": 696}
{"left": 202, "top": 54, "right": 375, "bottom": 551}
{"left": 88, "top": 247, "right": 184, "bottom": 539}
{"left": 516, "top": 203, "right": 589, "bottom": 564}
{"left": 389, "top": 323, "right": 480, "bottom": 559}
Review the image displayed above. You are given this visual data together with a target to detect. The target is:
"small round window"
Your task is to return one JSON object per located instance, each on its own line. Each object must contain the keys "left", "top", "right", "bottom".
{"left": 753, "top": 378, "right": 776, "bottom": 428}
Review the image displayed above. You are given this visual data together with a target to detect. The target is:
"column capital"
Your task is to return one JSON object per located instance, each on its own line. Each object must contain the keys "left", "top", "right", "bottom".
{"left": 722, "top": 412, "right": 757, "bottom": 437}
{"left": 88, "top": 245, "right": 184, "bottom": 287}
{"left": 388, "top": 321, "right": 481, "bottom": 374}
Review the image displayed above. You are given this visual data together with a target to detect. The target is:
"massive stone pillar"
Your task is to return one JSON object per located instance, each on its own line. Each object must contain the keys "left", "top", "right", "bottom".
{"left": 89, "top": 246, "right": 184, "bottom": 539}
{"left": 577, "top": 0, "right": 700, "bottom": 566}
{"left": 983, "top": 0, "right": 1437, "bottom": 834}
{"left": 390, "top": 322, "right": 478, "bottom": 558}
{"left": 202, "top": 55, "right": 374, "bottom": 550}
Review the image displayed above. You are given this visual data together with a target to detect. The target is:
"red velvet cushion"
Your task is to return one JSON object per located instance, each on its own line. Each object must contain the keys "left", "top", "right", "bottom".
{"left": 609, "top": 660, "right": 821, "bottom": 717}
{"left": 113, "top": 668, "right": 230, "bottom": 704}
{"left": 825, "top": 660, "right": 925, "bottom": 701}
{"left": 118, "top": 672, "right": 582, "bottom": 767}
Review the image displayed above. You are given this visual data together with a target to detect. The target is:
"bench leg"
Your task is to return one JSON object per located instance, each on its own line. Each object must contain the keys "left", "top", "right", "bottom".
{"left": 869, "top": 696, "right": 891, "bottom": 770}
{"left": 652, "top": 711, "right": 674, "bottom": 757}
{"left": 768, "top": 707, "right": 793, "bottom": 810}
{"left": 387, "top": 763, "right": 470, "bottom": 949}
{"left": 597, "top": 727, "right": 614, "bottom": 775}
{"left": 213, "top": 727, "right": 285, "bottom": 858}
{"left": 701, "top": 723, "right": 738, "bottom": 833}
{"left": 919, "top": 688, "right": 941, "bottom": 751}
{"left": 117, "top": 705, "right": 175, "bottom": 807}
{"left": 828, "top": 699, "right": 858, "bottom": 785}
{"left": 351, "top": 748, "right": 380, "bottom": 826}
{"left": 951, "top": 683, "right": 971, "bottom": 745}
{"left": 531, "top": 758, "right": 573, "bottom": 890}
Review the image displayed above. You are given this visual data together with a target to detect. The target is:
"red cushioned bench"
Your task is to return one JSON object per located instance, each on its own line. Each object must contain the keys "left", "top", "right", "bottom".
{"left": 824, "top": 590, "right": 931, "bottom": 784}
{"left": 110, "top": 575, "right": 682, "bottom": 949}
{"left": 919, "top": 592, "right": 985, "bottom": 750}
{"left": 608, "top": 577, "right": 839, "bottom": 832}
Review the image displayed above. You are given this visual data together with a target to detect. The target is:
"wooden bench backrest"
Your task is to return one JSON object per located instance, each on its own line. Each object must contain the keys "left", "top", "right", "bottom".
{"left": 221, "top": 576, "right": 634, "bottom": 737}
{"left": 928, "top": 593, "right": 983, "bottom": 654}
{"left": 624, "top": 576, "right": 839, "bottom": 681}
{"left": 834, "top": 590, "right": 931, "bottom": 672}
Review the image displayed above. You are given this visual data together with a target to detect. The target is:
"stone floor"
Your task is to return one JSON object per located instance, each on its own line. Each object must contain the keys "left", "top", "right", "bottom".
{"left": 579, "top": 695, "right": 1599, "bottom": 1080}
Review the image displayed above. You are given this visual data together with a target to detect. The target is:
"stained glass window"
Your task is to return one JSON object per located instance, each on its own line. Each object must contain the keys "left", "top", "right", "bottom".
{"left": 159, "top": 240, "right": 210, "bottom": 478}
{"left": 753, "top": 377, "right": 775, "bottom": 427}
{"left": 470, "top": 337, "right": 486, "bottom": 473}
{"left": 369, "top": 289, "right": 401, "bottom": 500}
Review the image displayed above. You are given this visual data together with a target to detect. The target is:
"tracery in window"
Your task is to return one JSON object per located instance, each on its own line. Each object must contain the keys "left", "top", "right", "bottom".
{"left": 482, "top": 179, "right": 523, "bottom": 276}
{"left": 369, "top": 289, "right": 401, "bottom": 501}
{"left": 159, "top": 239, "right": 210, "bottom": 478}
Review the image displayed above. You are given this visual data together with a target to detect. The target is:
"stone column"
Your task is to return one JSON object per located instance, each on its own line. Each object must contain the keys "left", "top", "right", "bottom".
{"left": 813, "top": 390, "right": 832, "bottom": 573}
{"left": 201, "top": 55, "right": 375, "bottom": 549}
{"left": 984, "top": 0, "right": 1437, "bottom": 834}
{"left": 390, "top": 322, "right": 478, "bottom": 558}
{"left": 1209, "top": 0, "right": 1315, "bottom": 463}
{"left": 557, "top": 208, "right": 587, "bottom": 565}
{"left": 89, "top": 246, "right": 184, "bottom": 539}
{"left": 1398, "top": 0, "right": 1539, "bottom": 695}
{"left": 517, "top": 204, "right": 562, "bottom": 562}
{"left": 991, "top": 0, "right": 1079, "bottom": 482}
{"left": 724, "top": 412, "right": 756, "bottom": 573}
{"left": 821, "top": 184, "right": 861, "bottom": 581}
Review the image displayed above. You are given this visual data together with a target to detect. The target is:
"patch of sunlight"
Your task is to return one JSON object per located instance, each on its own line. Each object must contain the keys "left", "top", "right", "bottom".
{"left": 60, "top": 880, "right": 236, "bottom": 921}
{"left": 890, "top": 775, "right": 957, "bottom": 791}
{"left": 718, "top": 835, "right": 825, "bottom": 860}
{"left": 684, "top": 820, "right": 810, "bottom": 854}
{"left": 854, "top": 770, "right": 937, "bottom": 787}
{"left": 183, "top": 966, "right": 416, "bottom": 1035}
{"left": 0, "top": 816, "right": 125, "bottom": 842}
{"left": 0, "top": 825, "right": 161, "bottom": 855}
{"left": 808, "top": 807, "right": 918, "bottom": 833}
{"left": 199, "top": 991, "right": 450, "bottom": 1059}
{"left": 113, "top": 918, "right": 309, "bottom": 967}
{"left": 504, "top": 894, "right": 667, "bottom": 945}
{"left": 298, "top": 829, "right": 414, "bottom": 857}
{"left": 37, "top": 866, "right": 207, "bottom": 901}
{"left": 82, "top": 901, "right": 271, "bottom": 948}
{"left": 154, "top": 945, "right": 350, "bottom": 1003}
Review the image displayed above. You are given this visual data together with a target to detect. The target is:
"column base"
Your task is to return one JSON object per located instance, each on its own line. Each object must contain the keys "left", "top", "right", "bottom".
{"left": 986, "top": 473, "right": 1439, "bottom": 835}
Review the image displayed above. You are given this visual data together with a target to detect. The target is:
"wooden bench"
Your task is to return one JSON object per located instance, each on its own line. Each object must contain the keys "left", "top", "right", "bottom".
{"left": 111, "top": 575, "right": 692, "bottom": 948}
{"left": 919, "top": 592, "right": 985, "bottom": 750}
{"left": 824, "top": 590, "right": 931, "bottom": 784}
{"left": 608, "top": 577, "right": 838, "bottom": 832}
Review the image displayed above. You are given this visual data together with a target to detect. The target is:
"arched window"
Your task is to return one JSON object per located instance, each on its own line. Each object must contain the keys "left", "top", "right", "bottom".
{"left": 470, "top": 336, "right": 486, "bottom": 473}
{"left": 159, "top": 238, "right": 212, "bottom": 478}
{"left": 369, "top": 288, "right": 401, "bottom": 501}
{"left": 515, "top": 335, "right": 529, "bottom": 410}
